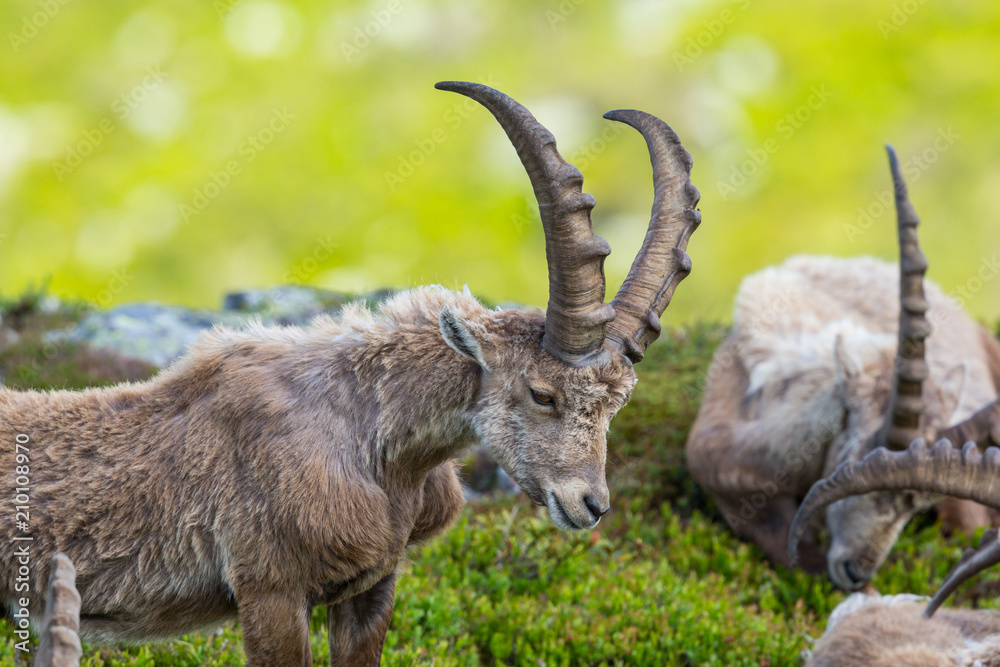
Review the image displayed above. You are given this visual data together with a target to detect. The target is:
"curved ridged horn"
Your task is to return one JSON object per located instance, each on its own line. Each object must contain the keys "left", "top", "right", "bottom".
{"left": 601, "top": 110, "right": 701, "bottom": 363}
{"left": 789, "top": 439, "right": 1000, "bottom": 563}
{"left": 939, "top": 396, "right": 1000, "bottom": 450}
{"left": 881, "top": 145, "right": 932, "bottom": 450}
{"left": 436, "top": 81, "right": 616, "bottom": 366}
{"left": 924, "top": 527, "right": 1000, "bottom": 618}
{"left": 36, "top": 552, "right": 82, "bottom": 667}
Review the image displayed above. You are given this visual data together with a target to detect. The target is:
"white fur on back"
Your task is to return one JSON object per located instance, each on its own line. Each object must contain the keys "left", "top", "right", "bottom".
{"left": 821, "top": 592, "right": 930, "bottom": 637}
{"left": 732, "top": 255, "right": 996, "bottom": 424}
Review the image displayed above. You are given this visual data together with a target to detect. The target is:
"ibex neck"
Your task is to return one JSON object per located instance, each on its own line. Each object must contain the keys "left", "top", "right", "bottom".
{"left": 350, "top": 289, "right": 484, "bottom": 486}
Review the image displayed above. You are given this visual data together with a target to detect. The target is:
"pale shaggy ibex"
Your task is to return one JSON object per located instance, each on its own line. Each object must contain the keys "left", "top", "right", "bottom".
{"left": 786, "top": 147, "right": 1000, "bottom": 589}
{"left": 805, "top": 592, "right": 1000, "bottom": 667}
{"left": 686, "top": 146, "right": 1000, "bottom": 590}
{"left": 0, "top": 82, "right": 700, "bottom": 666}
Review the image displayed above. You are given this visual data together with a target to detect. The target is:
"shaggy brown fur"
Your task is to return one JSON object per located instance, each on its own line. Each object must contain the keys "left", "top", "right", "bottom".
{"left": 806, "top": 593, "right": 1000, "bottom": 666}
{"left": 686, "top": 256, "right": 999, "bottom": 588}
{"left": 1, "top": 287, "right": 635, "bottom": 665}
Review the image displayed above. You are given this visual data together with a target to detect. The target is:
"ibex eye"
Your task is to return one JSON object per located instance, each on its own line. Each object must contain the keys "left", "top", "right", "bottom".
{"left": 530, "top": 389, "right": 555, "bottom": 406}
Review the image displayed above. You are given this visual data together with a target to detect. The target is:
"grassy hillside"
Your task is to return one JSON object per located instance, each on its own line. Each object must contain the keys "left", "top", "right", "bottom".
{"left": 1, "top": 297, "right": 998, "bottom": 666}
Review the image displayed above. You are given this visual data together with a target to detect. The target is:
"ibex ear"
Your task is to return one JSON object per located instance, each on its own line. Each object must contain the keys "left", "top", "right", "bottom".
{"left": 940, "top": 362, "right": 969, "bottom": 424}
{"left": 440, "top": 306, "right": 492, "bottom": 370}
{"left": 832, "top": 334, "right": 856, "bottom": 387}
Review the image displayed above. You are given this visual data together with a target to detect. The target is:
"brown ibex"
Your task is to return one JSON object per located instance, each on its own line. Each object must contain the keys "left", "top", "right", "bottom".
{"left": 0, "top": 82, "right": 700, "bottom": 665}
{"left": 804, "top": 592, "right": 1000, "bottom": 666}
{"left": 686, "top": 145, "right": 1000, "bottom": 590}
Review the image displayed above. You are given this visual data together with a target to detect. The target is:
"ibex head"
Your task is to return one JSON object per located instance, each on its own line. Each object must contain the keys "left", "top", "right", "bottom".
{"left": 436, "top": 82, "right": 700, "bottom": 530}
{"left": 791, "top": 146, "right": 1000, "bottom": 588}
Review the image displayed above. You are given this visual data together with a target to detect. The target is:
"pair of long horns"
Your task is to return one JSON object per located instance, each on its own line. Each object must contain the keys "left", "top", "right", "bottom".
{"left": 787, "top": 438, "right": 1000, "bottom": 616}
{"left": 436, "top": 81, "right": 701, "bottom": 366}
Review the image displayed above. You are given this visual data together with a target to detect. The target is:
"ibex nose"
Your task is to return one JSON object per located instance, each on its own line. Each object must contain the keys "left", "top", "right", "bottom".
{"left": 831, "top": 559, "right": 867, "bottom": 592}
{"left": 583, "top": 494, "right": 610, "bottom": 521}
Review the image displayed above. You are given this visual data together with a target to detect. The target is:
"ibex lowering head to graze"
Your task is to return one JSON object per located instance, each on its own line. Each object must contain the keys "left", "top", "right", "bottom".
{"left": 789, "top": 391, "right": 1000, "bottom": 615}
{"left": 805, "top": 592, "right": 1000, "bottom": 666}
{"left": 785, "top": 147, "right": 1000, "bottom": 590}
{"left": 0, "top": 82, "right": 700, "bottom": 665}
{"left": 686, "top": 145, "right": 1000, "bottom": 590}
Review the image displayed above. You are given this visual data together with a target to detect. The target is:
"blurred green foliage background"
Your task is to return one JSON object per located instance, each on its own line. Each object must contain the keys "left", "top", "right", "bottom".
{"left": 2, "top": 0, "right": 999, "bottom": 323}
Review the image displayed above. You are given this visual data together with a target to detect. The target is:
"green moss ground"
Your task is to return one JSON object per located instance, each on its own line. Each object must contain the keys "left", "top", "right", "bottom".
{"left": 2, "top": 301, "right": 998, "bottom": 666}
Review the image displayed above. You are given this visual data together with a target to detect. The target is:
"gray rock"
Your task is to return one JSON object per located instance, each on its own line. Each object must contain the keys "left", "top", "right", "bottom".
{"left": 57, "top": 303, "right": 248, "bottom": 369}
{"left": 224, "top": 285, "right": 398, "bottom": 325}
{"left": 224, "top": 285, "right": 352, "bottom": 325}
{"left": 461, "top": 448, "right": 521, "bottom": 497}
{"left": 58, "top": 286, "right": 398, "bottom": 369}
{"left": 495, "top": 465, "right": 520, "bottom": 494}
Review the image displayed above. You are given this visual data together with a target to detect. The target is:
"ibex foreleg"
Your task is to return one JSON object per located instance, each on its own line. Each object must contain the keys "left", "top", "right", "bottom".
{"left": 237, "top": 590, "right": 312, "bottom": 667}
{"left": 686, "top": 338, "right": 830, "bottom": 572}
{"left": 326, "top": 571, "right": 396, "bottom": 667}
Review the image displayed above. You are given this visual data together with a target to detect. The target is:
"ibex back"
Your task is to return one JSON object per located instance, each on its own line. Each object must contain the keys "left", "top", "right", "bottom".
{"left": 805, "top": 593, "right": 1000, "bottom": 666}
{"left": 0, "top": 82, "right": 700, "bottom": 665}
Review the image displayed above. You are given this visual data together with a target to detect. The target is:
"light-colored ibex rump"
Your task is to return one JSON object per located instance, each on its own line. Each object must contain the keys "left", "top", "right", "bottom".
{"left": 805, "top": 593, "right": 1000, "bottom": 667}
{"left": 686, "top": 146, "right": 1000, "bottom": 590}
{"left": 0, "top": 82, "right": 700, "bottom": 666}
